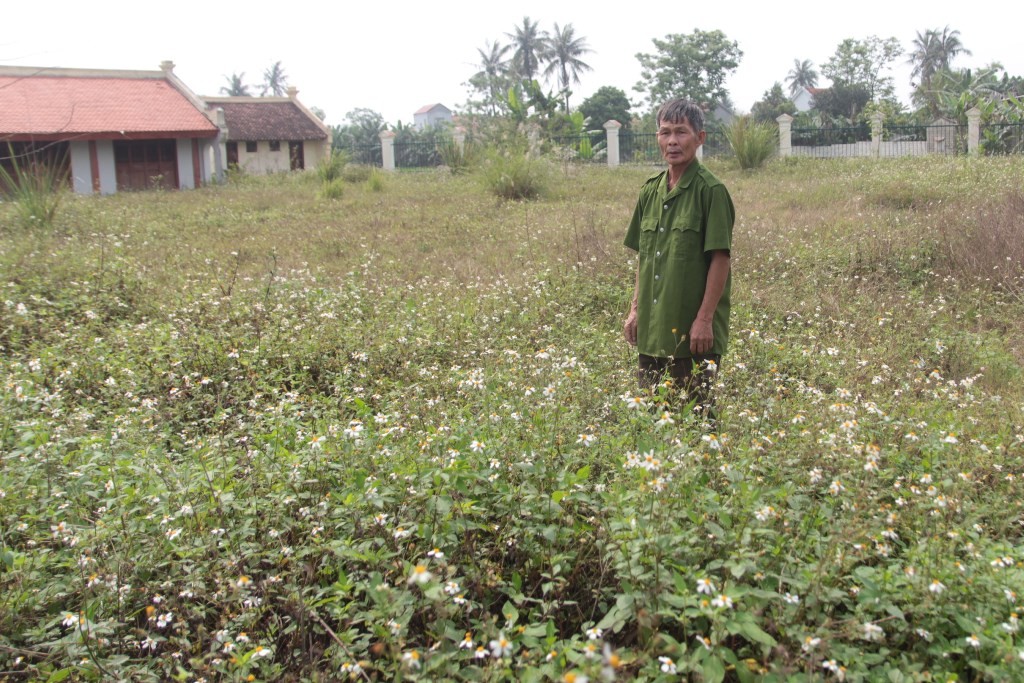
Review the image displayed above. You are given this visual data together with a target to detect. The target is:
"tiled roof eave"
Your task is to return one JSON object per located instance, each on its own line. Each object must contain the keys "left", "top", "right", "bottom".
{"left": 2, "top": 129, "right": 219, "bottom": 142}
{"left": 225, "top": 131, "right": 328, "bottom": 142}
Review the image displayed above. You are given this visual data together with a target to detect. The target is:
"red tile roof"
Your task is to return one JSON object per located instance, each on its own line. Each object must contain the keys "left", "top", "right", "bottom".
{"left": 0, "top": 70, "right": 218, "bottom": 141}
{"left": 205, "top": 99, "right": 327, "bottom": 141}
{"left": 414, "top": 103, "right": 450, "bottom": 115}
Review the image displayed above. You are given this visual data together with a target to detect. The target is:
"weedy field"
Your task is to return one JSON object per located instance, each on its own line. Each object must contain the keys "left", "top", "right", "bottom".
{"left": 1, "top": 157, "right": 1023, "bottom": 682}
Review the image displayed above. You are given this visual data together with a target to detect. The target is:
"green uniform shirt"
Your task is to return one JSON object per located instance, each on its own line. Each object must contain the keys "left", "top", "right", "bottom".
{"left": 624, "top": 161, "right": 734, "bottom": 359}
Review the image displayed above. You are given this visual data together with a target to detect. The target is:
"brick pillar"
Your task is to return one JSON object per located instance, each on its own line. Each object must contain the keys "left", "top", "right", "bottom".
{"left": 776, "top": 114, "right": 793, "bottom": 157}
{"left": 380, "top": 130, "right": 396, "bottom": 171}
{"left": 604, "top": 120, "right": 622, "bottom": 167}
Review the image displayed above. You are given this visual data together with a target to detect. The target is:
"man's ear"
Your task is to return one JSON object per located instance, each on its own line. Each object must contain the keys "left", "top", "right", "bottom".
{"left": 697, "top": 130, "right": 707, "bottom": 145}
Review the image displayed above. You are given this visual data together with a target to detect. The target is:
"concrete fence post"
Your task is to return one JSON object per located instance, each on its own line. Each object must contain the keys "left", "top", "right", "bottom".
{"left": 871, "top": 111, "right": 884, "bottom": 157}
{"left": 453, "top": 127, "right": 466, "bottom": 154}
{"left": 604, "top": 120, "right": 622, "bottom": 167}
{"left": 967, "top": 107, "right": 982, "bottom": 156}
{"left": 776, "top": 114, "right": 793, "bottom": 157}
{"left": 527, "top": 123, "right": 542, "bottom": 156}
{"left": 380, "top": 130, "right": 396, "bottom": 171}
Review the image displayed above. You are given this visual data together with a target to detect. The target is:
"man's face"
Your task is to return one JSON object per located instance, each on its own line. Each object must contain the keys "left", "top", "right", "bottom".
{"left": 657, "top": 117, "right": 706, "bottom": 171}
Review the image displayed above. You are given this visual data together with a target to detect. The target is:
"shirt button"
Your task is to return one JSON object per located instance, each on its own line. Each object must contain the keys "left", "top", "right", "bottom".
{"left": 663, "top": 204, "right": 669, "bottom": 210}
{"left": 653, "top": 298, "right": 658, "bottom": 304}
{"left": 655, "top": 274, "right": 660, "bottom": 280}
{"left": 659, "top": 227, "right": 664, "bottom": 233}
{"left": 656, "top": 250, "right": 661, "bottom": 257}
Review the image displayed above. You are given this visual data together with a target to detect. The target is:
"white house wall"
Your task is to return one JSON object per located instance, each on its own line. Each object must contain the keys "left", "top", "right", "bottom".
{"left": 237, "top": 141, "right": 290, "bottom": 174}
{"left": 304, "top": 140, "right": 328, "bottom": 169}
{"left": 176, "top": 139, "right": 195, "bottom": 189}
{"left": 226, "top": 140, "right": 328, "bottom": 175}
{"left": 96, "top": 140, "right": 116, "bottom": 195}
{"left": 793, "top": 89, "right": 813, "bottom": 113}
{"left": 69, "top": 141, "right": 92, "bottom": 194}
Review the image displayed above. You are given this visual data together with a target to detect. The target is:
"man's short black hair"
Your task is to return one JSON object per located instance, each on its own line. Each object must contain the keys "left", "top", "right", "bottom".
{"left": 656, "top": 99, "right": 705, "bottom": 133}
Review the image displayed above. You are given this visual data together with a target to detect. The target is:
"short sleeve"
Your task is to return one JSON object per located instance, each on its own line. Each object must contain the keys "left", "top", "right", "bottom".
{"left": 623, "top": 195, "right": 645, "bottom": 252}
{"left": 703, "top": 184, "right": 734, "bottom": 253}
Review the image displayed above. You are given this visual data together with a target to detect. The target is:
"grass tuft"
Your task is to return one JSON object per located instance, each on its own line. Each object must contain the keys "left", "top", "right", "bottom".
{"left": 724, "top": 116, "right": 777, "bottom": 170}
{"left": 0, "top": 144, "right": 68, "bottom": 232}
{"left": 479, "top": 147, "right": 551, "bottom": 200}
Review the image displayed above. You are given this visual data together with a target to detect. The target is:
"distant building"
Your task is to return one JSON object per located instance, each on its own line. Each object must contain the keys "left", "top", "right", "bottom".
{"left": 792, "top": 86, "right": 828, "bottom": 113}
{"left": 0, "top": 61, "right": 219, "bottom": 194}
{"left": 413, "top": 103, "right": 453, "bottom": 131}
{"left": 201, "top": 88, "right": 331, "bottom": 174}
{"left": 710, "top": 101, "right": 736, "bottom": 126}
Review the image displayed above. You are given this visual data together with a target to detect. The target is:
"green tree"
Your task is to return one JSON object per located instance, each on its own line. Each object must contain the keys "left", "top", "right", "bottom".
{"left": 822, "top": 36, "right": 902, "bottom": 102}
{"left": 467, "top": 40, "right": 513, "bottom": 116}
{"left": 812, "top": 83, "right": 872, "bottom": 122}
{"left": 996, "top": 71, "right": 1024, "bottom": 98}
{"left": 633, "top": 29, "right": 743, "bottom": 111}
{"left": 909, "top": 27, "right": 972, "bottom": 116}
{"left": 909, "top": 26, "right": 970, "bottom": 85}
{"left": 542, "top": 23, "right": 593, "bottom": 110}
{"left": 261, "top": 61, "right": 289, "bottom": 97}
{"left": 333, "top": 108, "right": 386, "bottom": 150}
{"left": 930, "top": 64, "right": 1002, "bottom": 117}
{"left": 220, "top": 73, "right": 251, "bottom": 96}
{"left": 579, "top": 86, "right": 632, "bottom": 130}
{"left": 506, "top": 17, "right": 547, "bottom": 83}
{"left": 786, "top": 59, "right": 818, "bottom": 97}
{"left": 751, "top": 82, "right": 797, "bottom": 123}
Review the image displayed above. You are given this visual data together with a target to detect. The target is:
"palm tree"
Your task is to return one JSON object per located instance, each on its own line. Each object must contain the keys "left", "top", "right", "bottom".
{"left": 506, "top": 16, "right": 547, "bottom": 84}
{"left": 472, "top": 40, "right": 512, "bottom": 115}
{"left": 786, "top": 59, "right": 818, "bottom": 98}
{"left": 220, "top": 73, "right": 251, "bottom": 97}
{"left": 933, "top": 26, "right": 971, "bottom": 71}
{"left": 909, "top": 27, "right": 971, "bottom": 87}
{"left": 542, "top": 23, "right": 593, "bottom": 110}
{"left": 261, "top": 61, "right": 289, "bottom": 97}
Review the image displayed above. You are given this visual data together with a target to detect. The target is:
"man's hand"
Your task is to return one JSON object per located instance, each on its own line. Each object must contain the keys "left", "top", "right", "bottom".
{"left": 624, "top": 307, "right": 638, "bottom": 346}
{"left": 689, "top": 317, "right": 713, "bottom": 355}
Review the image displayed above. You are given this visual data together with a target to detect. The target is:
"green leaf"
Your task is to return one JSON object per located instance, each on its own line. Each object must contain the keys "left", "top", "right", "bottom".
{"left": 46, "top": 670, "right": 72, "bottom": 683}
{"left": 739, "top": 620, "right": 777, "bottom": 647}
{"left": 703, "top": 656, "right": 726, "bottom": 683}
{"left": 885, "top": 604, "right": 905, "bottom": 620}
{"left": 552, "top": 490, "right": 568, "bottom": 503}
{"left": 502, "top": 601, "right": 520, "bottom": 627}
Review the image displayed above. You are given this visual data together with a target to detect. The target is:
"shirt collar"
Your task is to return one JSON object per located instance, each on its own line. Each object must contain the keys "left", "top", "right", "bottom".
{"left": 662, "top": 161, "right": 701, "bottom": 198}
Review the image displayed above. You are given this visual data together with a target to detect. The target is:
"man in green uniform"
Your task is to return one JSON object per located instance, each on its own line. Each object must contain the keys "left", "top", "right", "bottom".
{"left": 623, "top": 99, "right": 734, "bottom": 409}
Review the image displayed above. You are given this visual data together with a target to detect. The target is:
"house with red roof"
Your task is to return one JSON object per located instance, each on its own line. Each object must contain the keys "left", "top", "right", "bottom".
{"left": 413, "top": 103, "right": 453, "bottom": 131}
{"left": 0, "top": 61, "right": 221, "bottom": 194}
{"left": 201, "top": 89, "right": 330, "bottom": 174}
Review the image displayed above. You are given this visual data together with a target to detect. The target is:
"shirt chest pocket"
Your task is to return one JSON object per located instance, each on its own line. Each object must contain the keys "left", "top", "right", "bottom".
{"left": 639, "top": 216, "right": 660, "bottom": 255}
{"left": 668, "top": 222, "right": 703, "bottom": 261}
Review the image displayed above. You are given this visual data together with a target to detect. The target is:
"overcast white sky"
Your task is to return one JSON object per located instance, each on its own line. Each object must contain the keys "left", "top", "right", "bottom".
{"left": 4, "top": 0, "right": 1020, "bottom": 127}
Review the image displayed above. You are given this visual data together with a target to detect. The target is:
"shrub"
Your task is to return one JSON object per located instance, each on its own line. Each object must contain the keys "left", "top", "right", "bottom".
{"left": 724, "top": 116, "right": 777, "bottom": 170}
{"left": 341, "top": 164, "right": 374, "bottom": 183}
{"left": 315, "top": 150, "right": 348, "bottom": 183}
{"left": 318, "top": 177, "right": 344, "bottom": 200}
{"left": 366, "top": 169, "right": 386, "bottom": 192}
{"left": 479, "top": 148, "right": 551, "bottom": 200}
{"left": 437, "top": 137, "right": 478, "bottom": 174}
{"left": 0, "top": 144, "right": 68, "bottom": 232}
